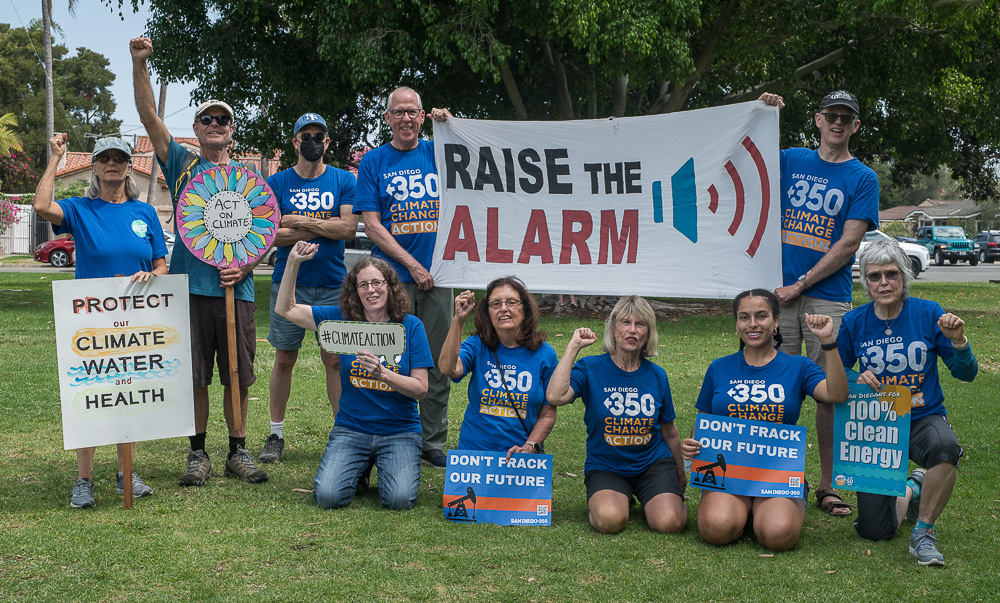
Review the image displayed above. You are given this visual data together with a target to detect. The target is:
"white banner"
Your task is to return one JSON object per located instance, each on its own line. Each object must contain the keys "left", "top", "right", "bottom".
{"left": 52, "top": 275, "right": 195, "bottom": 449}
{"left": 431, "top": 102, "right": 782, "bottom": 298}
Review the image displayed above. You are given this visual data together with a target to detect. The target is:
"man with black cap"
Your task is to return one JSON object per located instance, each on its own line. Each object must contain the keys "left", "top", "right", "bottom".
{"left": 759, "top": 90, "right": 879, "bottom": 517}
{"left": 131, "top": 36, "right": 268, "bottom": 486}
{"left": 259, "top": 113, "right": 358, "bottom": 463}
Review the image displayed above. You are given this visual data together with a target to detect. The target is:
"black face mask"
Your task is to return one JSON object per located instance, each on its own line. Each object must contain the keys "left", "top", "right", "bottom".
{"left": 299, "top": 138, "right": 325, "bottom": 162}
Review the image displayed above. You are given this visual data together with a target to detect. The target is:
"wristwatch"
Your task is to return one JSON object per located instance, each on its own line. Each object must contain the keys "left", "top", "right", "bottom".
{"left": 797, "top": 274, "right": 812, "bottom": 290}
{"left": 526, "top": 441, "right": 540, "bottom": 453}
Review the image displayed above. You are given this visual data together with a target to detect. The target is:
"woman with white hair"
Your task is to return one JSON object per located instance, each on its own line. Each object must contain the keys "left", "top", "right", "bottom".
{"left": 547, "top": 296, "right": 687, "bottom": 535}
{"left": 34, "top": 135, "right": 167, "bottom": 509}
{"left": 838, "top": 238, "right": 977, "bottom": 566}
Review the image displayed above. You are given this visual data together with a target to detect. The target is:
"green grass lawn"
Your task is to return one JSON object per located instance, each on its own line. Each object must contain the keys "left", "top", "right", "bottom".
{"left": 1, "top": 273, "right": 997, "bottom": 601}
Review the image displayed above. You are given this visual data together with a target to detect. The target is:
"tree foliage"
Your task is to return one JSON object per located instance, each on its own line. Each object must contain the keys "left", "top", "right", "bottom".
{"left": 119, "top": 0, "right": 999, "bottom": 196}
{"left": 0, "top": 21, "right": 121, "bottom": 166}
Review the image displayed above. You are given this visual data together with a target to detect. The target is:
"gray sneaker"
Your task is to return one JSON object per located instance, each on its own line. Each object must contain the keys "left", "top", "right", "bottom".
{"left": 117, "top": 471, "right": 153, "bottom": 497}
{"left": 70, "top": 477, "right": 96, "bottom": 509}
{"left": 179, "top": 449, "right": 212, "bottom": 486}
{"left": 906, "top": 468, "right": 926, "bottom": 523}
{"left": 258, "top": 434, "right": 285, "bottom": 463}
{"left": 225, "top": 445, "right": 269, "bottom": 483}
{"left": 909, "top": 527, "right": 945, "bottom": 566}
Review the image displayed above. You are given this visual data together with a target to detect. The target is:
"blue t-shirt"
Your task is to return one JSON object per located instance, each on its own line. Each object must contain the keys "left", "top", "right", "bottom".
{"left": 454, "top": 336, "right": 558, "bottom": 452}
{"left": 310, "top": 305, "right": 434, "bottom": 435}
{"left": 780, "top": 148, "right": 879, "bottom": 302}
{"left": 53, "top": 196, "right": 167, "bottom": 280}
{"left": 158, "top": 137, "right": 254, "bottom": 301}
{"left": 695, "top": 350, "right": 826, "bottom": 426}
{"left": 838, "top": 297, "right": 978, "bottom": 421}
{"left": 267, "top": 166, "right": 356, "bottom": 287}
{"left": 569, "top": 354, "right": 676, "bottom": 476}
{"left": 354, "top": 139, "right": 439, "bottom": 283}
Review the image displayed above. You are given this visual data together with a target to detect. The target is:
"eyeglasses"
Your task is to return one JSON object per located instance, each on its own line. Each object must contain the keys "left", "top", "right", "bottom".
{"left": 357, "top": 279, "right": 386, "bottom": 291}
{"left": 197, "top": 114, "right": 232, "bottom": 126}
{"left": 489, "top": 298, "right": 522, "bottom": 310}
{"left": 297, "top": 132, "right": 326, "bottom": 143}
{"left": 865, "top": 270, "right": 901, "bottom": 283}
{"left": 95, "top": 153, "right": 129, "bottom": 164}
{"left": 821, "top": 112, "right": 857, "bottom": 125}
{"left": 387, "top": 108, "right": 422, "bottom": 119}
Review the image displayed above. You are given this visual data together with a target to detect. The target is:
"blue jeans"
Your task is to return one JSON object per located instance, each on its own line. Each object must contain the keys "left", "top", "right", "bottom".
{"left": 313, "top": 426, "right": 421, "bottom": 510}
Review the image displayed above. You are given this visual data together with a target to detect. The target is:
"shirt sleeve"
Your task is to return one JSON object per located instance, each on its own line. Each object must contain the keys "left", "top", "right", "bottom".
{"left": 52, "top": 198, "right": 76, "bottom": 236}
{"left": 538, "top": 344, "right": 559, "bottom": 404}
{"left": 454, "top": 335, "right": 477, "bottom": 383}
{"left": 405, "top": 316, "right": 435, "bottom": 369}
{"left": 694, "top": 363, "right": 716, "bottom": 414}
{"left": 568, "top": 358, "right": 588, "bottom": 403}
{"left": 845, "top": 166, "right": 880, "bottom": 230}
{"left": 148, "top": 207, "right": 168, "bottom": 260}
{"left": 339, "top": 170, "right": 357, "bottom": 210}
{"left": 800, "top": 356, "right": 827, "bottom": 400}
{"left": 656, "top": 369, "right": 676, "bottom": 424}
{"left": 353, "top": 155, "right": 380, "bottom": 214}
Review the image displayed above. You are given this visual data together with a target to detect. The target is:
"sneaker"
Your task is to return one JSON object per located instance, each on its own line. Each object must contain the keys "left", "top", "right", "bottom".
{"left": 421, "top": 448, "right": 447, "bottom": 468}
{"left": 906, "top": 467, "right": 926, "bottom": 523}
{"left": 70, "top": 478, "right": 96, "bottom": 509}
{"left": 909, "top": 527, "right": 945, "bottom": 566}
{"left": 225, "top": 445, "right": 269, "bottom": 483}
{"left": 179, "top": 449, "right": 212, "bottom": 487}
{"left": 117, "top": 472, "right": 153, "bottom": 498}
{"left": 258, "top": 434, "right": 285, "bottom": 463}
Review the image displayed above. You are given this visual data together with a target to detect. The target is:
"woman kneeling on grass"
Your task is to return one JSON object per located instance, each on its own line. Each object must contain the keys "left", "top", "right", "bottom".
{"left": 681, "top": 289, "right": 848, "bottom": 551}
{"left": 276, "top": 241, "right": 433, "bottom": 510}
{"left": 546, "top": 296, "right": 688, "bottom": 534}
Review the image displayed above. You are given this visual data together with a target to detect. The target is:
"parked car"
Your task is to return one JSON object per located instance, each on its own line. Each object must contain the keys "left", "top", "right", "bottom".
{"left": 893, "top": 235, "right": 919, "bottom": 245}
{"left": 852, "top": 229, "right": 930, "bottom": 278}
{"left": 972, "top": 230, "right": 1000, "bottom": 264}
{"left": 261, "top": 224, "right": 372, "bottom": 272}
{"left": 33, "top": 235, "right": 75, "bottom": 267}
{"left": 916, "top": 225, "right": 978, "bottom": 266}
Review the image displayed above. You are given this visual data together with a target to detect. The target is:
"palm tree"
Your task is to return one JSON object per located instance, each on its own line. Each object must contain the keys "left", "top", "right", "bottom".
{"left": 0, "top": 113, "right": 23, "bottom": 157}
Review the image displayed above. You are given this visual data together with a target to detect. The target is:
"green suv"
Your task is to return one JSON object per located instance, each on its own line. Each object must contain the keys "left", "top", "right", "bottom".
{"left": 916, "top": 226, "right": 979, "bottom": 266}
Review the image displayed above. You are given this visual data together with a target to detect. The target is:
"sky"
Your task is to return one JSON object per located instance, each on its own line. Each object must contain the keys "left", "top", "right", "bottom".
{"left": 1, "top": 0, "right": 198, "bottom": 138}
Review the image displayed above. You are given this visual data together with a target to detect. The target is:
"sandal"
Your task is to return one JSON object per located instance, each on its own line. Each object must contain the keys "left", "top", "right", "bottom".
{"left": 815, "top": 487, "right": 855, "bottom": 517}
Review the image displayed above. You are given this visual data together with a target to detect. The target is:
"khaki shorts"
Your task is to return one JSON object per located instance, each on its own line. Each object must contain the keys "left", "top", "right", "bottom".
{"left": 778, "top": 294, "right": 851, "bottom": 370}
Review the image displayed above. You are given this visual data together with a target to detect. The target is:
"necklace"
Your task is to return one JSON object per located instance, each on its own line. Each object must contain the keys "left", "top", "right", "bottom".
{"left": 879, "top": 303, "right": 902, "bottom": 335}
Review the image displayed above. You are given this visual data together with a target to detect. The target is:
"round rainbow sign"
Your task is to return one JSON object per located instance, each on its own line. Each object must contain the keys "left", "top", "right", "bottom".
{"left": 176, "top": 165, "right": 278, "bottom": 268}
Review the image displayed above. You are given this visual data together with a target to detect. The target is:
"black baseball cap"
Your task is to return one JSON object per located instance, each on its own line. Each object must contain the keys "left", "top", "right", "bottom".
{"left": 819, "top": 90, "right": 860, "bottom": 115}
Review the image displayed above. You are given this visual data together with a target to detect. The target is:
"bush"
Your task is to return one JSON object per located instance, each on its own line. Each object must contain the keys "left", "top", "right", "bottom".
{"left": 0, "top": 197, "right": 23, "bottom": 235}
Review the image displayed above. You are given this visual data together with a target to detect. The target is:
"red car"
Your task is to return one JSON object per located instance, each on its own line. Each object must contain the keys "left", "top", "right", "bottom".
{"left": 33, "top": 235, "right": 75, "bottom": 267}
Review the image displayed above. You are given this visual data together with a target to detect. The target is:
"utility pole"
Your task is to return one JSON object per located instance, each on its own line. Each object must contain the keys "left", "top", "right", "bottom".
{"left": 35, "top": 0, "right": 56, "bottom": 249}
{"left": 145, "top": 80, "right": 168, "bottom": 204}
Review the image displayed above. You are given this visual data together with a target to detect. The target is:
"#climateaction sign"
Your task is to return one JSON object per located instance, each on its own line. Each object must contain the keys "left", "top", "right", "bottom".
{"left": 52, "top": 276, "right": 195, "bottom": 449}
{"left": 443, "top": 450, "right": 552, "bottom": 526}
{"left": 833, "top": 384, "right": 912, "bottom": 496}
{"left": 691, "top": 415, "right": 806, "bottom": 498}
{"left": 430, "top": 102, "right": 781, "bottom": 298}
{"left": 316, "top": 320, "right": 406, "bottom": 367}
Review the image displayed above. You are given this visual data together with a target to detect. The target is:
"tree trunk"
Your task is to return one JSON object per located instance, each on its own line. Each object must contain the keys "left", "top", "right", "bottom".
{"left": 611, "top": 74, "right": 628, "bottom": 117}
{"left": 499, "top": 60, "right": 528, "bottom": 120}
{"left": 543, "top": 40, "right": 574, "bottom": 120}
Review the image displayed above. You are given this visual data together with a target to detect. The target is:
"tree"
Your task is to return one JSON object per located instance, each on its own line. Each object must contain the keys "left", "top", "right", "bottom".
{"left": 117, "top": 0, "right": 1000, "bottom": 196}
{"left": 0, "top": 113, "right": 23, "bottom": 156}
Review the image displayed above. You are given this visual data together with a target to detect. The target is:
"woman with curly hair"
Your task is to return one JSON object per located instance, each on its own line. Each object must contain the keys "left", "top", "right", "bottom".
{"left": 440, "top": 277, "right": 557, "bottom": 457}
{"left": 276, "top": 241, "right": 433, "bottom": 510}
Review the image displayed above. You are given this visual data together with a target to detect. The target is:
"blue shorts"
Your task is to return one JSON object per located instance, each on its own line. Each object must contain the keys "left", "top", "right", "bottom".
{"left": 267, "top": 282, "right": 342, "bottom": 350}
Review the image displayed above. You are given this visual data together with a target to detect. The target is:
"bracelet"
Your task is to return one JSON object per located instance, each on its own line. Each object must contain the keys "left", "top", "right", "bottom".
{"left": 820, "top": 340, "right": 838, "bottom": 351}
{"left": 952, "top": 337, "right": 969, "bottom": 350}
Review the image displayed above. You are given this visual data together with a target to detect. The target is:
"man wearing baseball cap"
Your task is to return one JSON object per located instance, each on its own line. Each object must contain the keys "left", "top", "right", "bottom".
{"left": 131, "top": 36, "right": 268, "bottom": 486}
{"left": 758, "top": 90, "right": 879, "bottom": 517}
{"left": 259, "top": 113, "right": 358, "bottom": 463}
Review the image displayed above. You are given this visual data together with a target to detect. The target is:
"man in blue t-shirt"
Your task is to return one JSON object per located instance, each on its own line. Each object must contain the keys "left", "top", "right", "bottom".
{"left": 355, "top": 87, "right": 454, "bottom": 467}
{"left": 132, "top": 36, "right": 268, "bottom": 486}
{"left": 260, "top": 113, "right": 358, "bottom": 464}
{"left": 759, "top": 90, "right": 880, "bottom": 517}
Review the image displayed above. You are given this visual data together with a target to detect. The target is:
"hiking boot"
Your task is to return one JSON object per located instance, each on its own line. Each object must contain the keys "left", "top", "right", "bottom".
{"left": 117, "top": 471, "right": 153, "bottom": 497}
{"left": 179, "top": 449, "right": 212, "bottom": 487}
{"left": 906, "top": 467, "right": 926, "bottom": 523}
{"left": 420, "top": 448, "right": 447, "bottom": 468}
{"left": 225, "top": 445, "right": 269, "bottom": 483}
{"left": 909, "top": 527, "right": 945, "bottom": 566}
{"left": 70, "top": 477, "right": 96, "bottom": 509}
{"left": 258, "top": 434, "right": 284, "bottom": 463}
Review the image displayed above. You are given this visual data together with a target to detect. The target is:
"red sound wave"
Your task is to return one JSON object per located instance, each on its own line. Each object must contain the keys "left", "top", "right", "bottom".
{"left": 708, "top": 185, "right": 719, "bottom": 213}
{"left": 724, "top": 161, "right": 744, "bottom": 236}
{"left": 742, "top": 137, "right": 770, "bottom": 258}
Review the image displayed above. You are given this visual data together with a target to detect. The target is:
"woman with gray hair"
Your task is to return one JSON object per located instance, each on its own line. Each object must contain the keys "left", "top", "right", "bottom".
{"left": 547, "top": 296, "right": 687, "bottom": 535}
{"left": 838, "top": 238, "right": 978, "bottom": 566}
{"left": 34, "top": 134, "right": 167, "bottom": 509}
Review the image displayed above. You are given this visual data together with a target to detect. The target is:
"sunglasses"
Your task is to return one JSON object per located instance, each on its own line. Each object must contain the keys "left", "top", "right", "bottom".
{"left": 387, "top": 108, "right": 422, "bottom": 119}
{"left": 95, "top": 153, "right": 130, "bottom": 164}
{"left": 197, "top": 114, "right": 232, "bottom": 126}
{"left": 820, "top": 112, "right": 857, "bottom": 125}
{"left": 865, "top": 270, "right": 901, "bottom": 283}
{"left": 297, "top": 132, "right": 327, "bottom": 143}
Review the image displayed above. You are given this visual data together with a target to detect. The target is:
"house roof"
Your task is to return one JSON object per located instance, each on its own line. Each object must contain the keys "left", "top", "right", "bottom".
{"left": 879, "top": 205, "right": 921, "bottom": 221}
{"left": 907, "top": 199, "right": 981, "bottom": 219}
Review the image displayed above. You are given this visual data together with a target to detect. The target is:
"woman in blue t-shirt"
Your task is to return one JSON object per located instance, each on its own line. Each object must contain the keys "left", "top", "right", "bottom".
{"left": 681, "top": 289, "right": 848, "bottom": 551}
{"left": 276, "top": 241, "right": 433, "bottom": 510}
{"left": 34, "top": 135, "right": 168, "bottom": 509}
{"left": 547, "top": 296, "right": 688, "bottom": 534}
{"left": 440, "top": 276, "right": 558, "bottom": 456}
